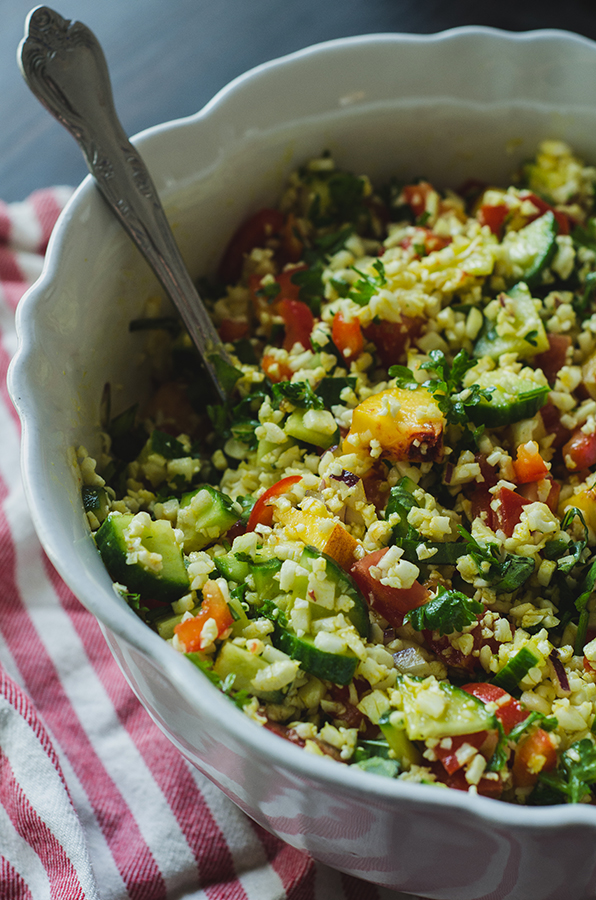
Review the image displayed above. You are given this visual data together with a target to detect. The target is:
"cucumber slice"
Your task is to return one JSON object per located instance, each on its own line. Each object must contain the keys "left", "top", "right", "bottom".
{"left": 95, "top": 513, "right": 189, "bottom": 603}
{"left": 284, "top": 409, "right": 340, "bottom": 449}
{"left": 251, "top": 557, "right": 284, "bottom": 603}
{"left": 492, "top": 645, "right": 540, "bottom": 694}
{"left": 353, "top": 738, "right": 392, "bottom": 762}
{"left": 499, "top": 210, "right": 558, "bottom": 288}
{"left": 256, "top": 436, "right": 295, "bottom": 464}
{"left": 467, "top": 368, "right": 549, "bottom": 428}
{"left": 214, "top": 553, "right": 251, "bottom": 583}
{"left": 272, "top": 626, "right": 359, "bottom": 685}
{"left": 213, "top": 641, "right": 283, "bottom": 702}
{"left": 378, "top": 710, "right": 422, "bottom": 769}
{"left": 396, "top": 675, "right": 497, "bottom": 741}
{"left": 154, "top": 610, "right": 188, "bottom": 640}
{"left": 177, "top": 485, "right": 239, "bottom": 552}
{"left": 297, "top": 546, "right": 370, "bottom": 638}
{"left": 82, "top": 485, "right": 110, "bottom": 524}
{"left": 473, "top": 282, "right": 549, "bottom": 361}
{"left": 352, "top": 757, "right": 400, "bottom": 777}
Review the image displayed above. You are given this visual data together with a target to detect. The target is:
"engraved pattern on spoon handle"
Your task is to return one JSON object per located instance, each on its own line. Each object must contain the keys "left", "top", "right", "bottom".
{"left": 19, "top": 6, "right": 232, "bottom": 401}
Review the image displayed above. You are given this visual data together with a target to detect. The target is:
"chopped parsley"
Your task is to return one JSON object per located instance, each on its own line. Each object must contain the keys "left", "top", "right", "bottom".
{"left": 349, "top": 259, "right": 387, "bottom": 306}
{"left": 405, "top": 586, "right": 483, "bottom": 636}
{"left": 390, "top": 348, "right": 494, "bottom": 425}
{"left": 533, "top": 738, "right": 596, "bottom": 804}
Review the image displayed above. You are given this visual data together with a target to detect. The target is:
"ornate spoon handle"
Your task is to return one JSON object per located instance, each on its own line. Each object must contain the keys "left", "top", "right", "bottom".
{"left": 19, "top": 6, "right": 233, "bottom": 403}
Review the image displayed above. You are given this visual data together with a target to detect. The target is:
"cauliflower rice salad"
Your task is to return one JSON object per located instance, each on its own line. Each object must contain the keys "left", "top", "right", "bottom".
{"left": 77, "top": 140, "right": 596, "bottom": 804}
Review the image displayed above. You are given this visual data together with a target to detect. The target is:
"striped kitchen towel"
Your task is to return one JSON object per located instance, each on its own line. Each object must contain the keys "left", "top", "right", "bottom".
{"left": 0, "top": 187, "right": 419, "bottom": 900}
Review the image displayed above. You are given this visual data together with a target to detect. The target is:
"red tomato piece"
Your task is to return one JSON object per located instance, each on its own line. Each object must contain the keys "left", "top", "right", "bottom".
{"left": 362, "top": 316, "right": 423, "bottom": 368}
{"left": 276, "top": 266, "right": 306, "bottom": 302}
{"left": 277, "top": 298, "right": 314, "bottom": 352}
{"left": 246, "top": 475, "right": 302, "bottom": 532}
{"left": 535, "top": 333, "right": 572, "bottom": 384}
{"left": 431, "top": 762, "right": 503, "bottom": 799}
{"left": 434, "top": 731, "right": 488, "bottom": 775}
{"left": 477, "top": 204, "right": 508, "bottom": 237}
{"left": 261, "top": 354, "right": 292, "bottom": 383}
{"left": 523, "top": 192, "right": 570, "bottom": 235}
{"left": 218, "top": 208, "right": 285, "bottom": 284}
{"left": 332, "top": 311, "right": 364, "bottom": 361}
{"left": 512, "top": 728, "right": 558, "bottom": 787}
{"left": 563, "top": 428, "right": 596, "bottom": 471}
{"left": 350, "top": 548, "right": 428, "bottom": 627}
{"left": 402, "top": 181, "right": 435, "bottom": 219}
{"left": 513, "top": 443, "right": 549, "bottom": 484}
{"left": 518, "top": 476, "right": 560, "bottom": 514}
{"left": 462, "top": 683, "right": 527, "bottom": 735}
{"left": 422, "top": 230, "right": 451, "bottom": 253}
{"left": 174, "top": 581, "right": 234, "bottom": 652}
{"left": 218, "top": 318, "right": 249, "bottom": 342}
{"left": 493, "top": 486, "right": 531, "bottom": 537}
{"left": 539, "top": 401, "right": 571, "bottom": 450}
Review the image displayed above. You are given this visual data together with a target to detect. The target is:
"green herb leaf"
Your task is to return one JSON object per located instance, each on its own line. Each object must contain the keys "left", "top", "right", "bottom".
{"left": 349, "top": 260, "right": 387, "bottom": 306}
{"left": 457, "top": 526, "right": 535, "bottom": 593}
{"left": 417, "top": 349, "right": 493, "bottom": 426}
{"left": 315, "top": 375, "right": 356, "bottom": 407}
{"left": 150, "top": 429, "right": 185, "bottom": 460}
{"left": 271, "top": 380, "right": 325, "bottom": 410}
{"left": 508, "top": 711, "right": 558, "bottom": 742}
{"left": 537, "top": 738, "right": 596, "bottom": 804}
{"left": 405, "top": 586, "right": 483, "bottom": 636}
{"left": 388, "top": 364, "right": 419, "bottom": 390}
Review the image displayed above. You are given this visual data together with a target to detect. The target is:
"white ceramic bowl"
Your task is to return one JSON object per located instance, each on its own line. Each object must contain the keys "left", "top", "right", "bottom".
{"left": 10, "top": 27, "right": 596, "bottom": 900}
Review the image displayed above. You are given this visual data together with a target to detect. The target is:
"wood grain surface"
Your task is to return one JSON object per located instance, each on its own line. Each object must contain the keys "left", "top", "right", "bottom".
{"left": 1, "top": 0, "right": 595, "bottom": 201}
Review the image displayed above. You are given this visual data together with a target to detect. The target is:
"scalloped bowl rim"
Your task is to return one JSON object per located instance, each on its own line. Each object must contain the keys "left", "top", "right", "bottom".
{"left": 9, "top": 25, "right": 596, "bottom": 837}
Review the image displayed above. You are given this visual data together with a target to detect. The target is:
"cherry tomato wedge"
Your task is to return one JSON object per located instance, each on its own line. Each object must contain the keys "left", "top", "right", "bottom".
{"left": 174, "top": 580, "right": 234, "bottom": 652}
{"left": 362, "top": 316, "right": 423, "bottom": 368}
{"left": 535, "top": 333, "right": 571, "bottom": 384}
{"left": 512, "top": 728, "right": 557, "bottom": 787}
{"left": 563, "top": 428, "right": 596, "bottom": 471}
{"left": 218, "top": 318, "right": 249, "bottom": 342}
{"left": 246, "top": 475, "right": 302, "bottom": 532}
{"left": 513, "top": 442, "right": 549, "bottom": 484}
{"left": 278, "top": 298, "right": 314, "bottom": 352}
{"left": 462, "top": 683, "right": 527, "bottom": 735}
{"left": 402, "top": 181, "right": 435, "bottom": 219}
{"left": 523, "top": 192, "right": 570, "bottom": 235}
{"left": 431, "top": 762, "right": 503, "bottom": 799}
{"left": 261, "top": 354, "right": 292, "bottom": 383}
{"left": 332, "top": 311, "right": 364, "bottom": 361}
{"left": 477, "top": 204, "right": 508, "bottom": 237}
{"left": 350, "top": 548, "right": 428, "bottom": 627}
{"left": 434, "top": 731, "right": 488, "bottom": 775}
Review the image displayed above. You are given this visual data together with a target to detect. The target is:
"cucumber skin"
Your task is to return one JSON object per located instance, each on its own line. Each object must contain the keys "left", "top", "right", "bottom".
{"left": 272, "top": 625, "right": 358, "bottom": 686}
{"left": 300, "top": 546, "right": 370, "bottom": 639}
{"left": 468, "top": 386, "right": 549, "bottom": 428}
{"left": 95, "top": 514, "right": 189, "bottom": 604}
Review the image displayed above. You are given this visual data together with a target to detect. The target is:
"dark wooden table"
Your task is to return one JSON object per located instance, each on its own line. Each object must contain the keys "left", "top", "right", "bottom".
{"left": 2, "top": 0, "right": 596, "bottom": 202}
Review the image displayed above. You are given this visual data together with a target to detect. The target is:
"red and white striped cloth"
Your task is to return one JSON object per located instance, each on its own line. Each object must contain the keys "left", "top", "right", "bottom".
{"left": 0, "top": 188, "right": 420, "bottom": 900}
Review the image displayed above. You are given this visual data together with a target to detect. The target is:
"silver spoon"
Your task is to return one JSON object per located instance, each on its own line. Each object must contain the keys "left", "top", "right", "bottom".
{"left": 19, "top": 5, "right": 235, "bottom": 403}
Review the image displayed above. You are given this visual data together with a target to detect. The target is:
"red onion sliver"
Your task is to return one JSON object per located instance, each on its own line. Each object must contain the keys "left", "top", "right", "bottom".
{"left": 549, "top": 649, "right": 570, "bottom": 693}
